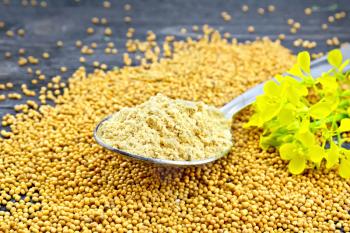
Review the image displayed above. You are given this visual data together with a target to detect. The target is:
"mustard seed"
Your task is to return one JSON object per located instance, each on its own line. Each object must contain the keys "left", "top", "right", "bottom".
{"left": 56, "top": 40, "right": 64, "bottom": 47}
{"left": 103, "top": 1, "right": 111, "bottom": 8}
{"left": 268, "top": 5, "right": 275, "bottom": 12}
{"left": 5, "top": 30, "right": 14, "bottom": 37}
{"left": 91, "top": 17, "right": 99, "bottom": 24}
{"left": 257, "top": 8, "right": 265, "bottom": 15}
{"left": 101, "top": 17, "right": 108, "bottom": 24}
{"left": 247, "top": 26, "right": 255, "bottom": 33}
{"left": 75, "top": 40, "right": 83, "bottom": 48}
{"left": 304, "top": 7, "right": 312, "bottom": 15}
{"left": 86, "top": 27, "right": 95, "bottom": 35}
{"left": 124, "top": 3, "right": 131, "bottom": 11}
{"left": 278, "top": 34, "right": 286, "bottom": 40}
{"left": 4, "top": 52, "right": 11, "bottom": 59}
{"left": 124, "top": 16, "right": 132, "bottom": 23}
{"left": 17, "top": 28, "right": 25, "bottom": 36}
{"left": 287, "top": 18, "right": 294, "bottom": 25}
{"left": 242, "top": 4, "right": 249, "bottom": 12}
{"left": 104, "top": 27, "right": 113, "bottom": 36}
{"left": 42, "top": 52, "right": 50, "bottom": 59}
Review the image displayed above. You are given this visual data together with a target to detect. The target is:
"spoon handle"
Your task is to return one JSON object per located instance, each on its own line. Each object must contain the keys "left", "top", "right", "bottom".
{"left": 221, "top": 46, "right": 350, "bottom": 119}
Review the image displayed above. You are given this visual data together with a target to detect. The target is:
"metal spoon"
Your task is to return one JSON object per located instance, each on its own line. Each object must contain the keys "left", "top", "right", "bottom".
{"left": 94, "top": 46, "right": 350, "bottom": 167}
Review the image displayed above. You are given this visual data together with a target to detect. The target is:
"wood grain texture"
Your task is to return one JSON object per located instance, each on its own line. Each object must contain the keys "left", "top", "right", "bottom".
{"left": 0, "top": 0, "right": 349, "bottom": 121}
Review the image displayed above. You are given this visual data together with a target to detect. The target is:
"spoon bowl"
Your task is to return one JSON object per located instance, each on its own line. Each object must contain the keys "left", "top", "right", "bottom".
{"left": 93, "top": 115, "right": 232, "bottom": 167}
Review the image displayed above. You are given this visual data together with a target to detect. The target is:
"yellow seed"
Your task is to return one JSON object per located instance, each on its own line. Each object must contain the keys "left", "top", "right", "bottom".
{"left": 101, "top": 17, "right": 108, "bottom": 24}
{"left": 111, "top": 48, "right": 118, "bottom": 54}
{"left": 268, "top": 5, "right": 275, "bottom": 12}
{"left": 86, "top": 27, "right": 95, "bottom": 35}
{"left": 4, "top": 52, "right": 11, "bottom": 59}
{"left": 17, "top": 28, "right": 25, "bottom": 36}
{"left": 180, "top": 28, "right": 187, "bottom": 34}
{"left": 242, "top": 4, "right": 249, "bottom": 12}
{"left": 38, "top": 74, "right": 45, "bottom": 80}
{"left": 326, "top": 39, "right": 333, "bottom": 46}
{"left": 221, "top": 11, "right": 232, "bottom": 21}
{"left": 124, "top": 16, "right": 132, "bottom": 23}
{"left": 56, "top": 40, "right": 64, "bottom": 47}
{"left": 290, "top": 28, "right": 297, "bottom": 34}
{"left": 18, "top": 57, "right": 28, "bottom": 66}
{"left": 42, "top": 52, "right": 50, "bottom": 59}
{"left": 5, "top": 82, "right": 13, "bottom": 88}
{"left": 90, "top": 42, "right": 98, "bottom": 48}
{"left": 18, "top": 48, "right": 26, "bottom": 55}
{"left": 100, "top": 64, "right": 108, "bottom": 70}
{"left": 278, "top": 34, "right": 286, "bottom": 40}
{"left": 6, "top": 30, "right": 14, "bottom": 37}
{"left": 107, "top": 42, "right": 115, "bottom": 48}
{"left": 40, "top": 1, "right": 47, "bottom": 7}
{"left": 123, "top": 53, "right": 132, "bottom": 65}
{"left": 103, "top": 1, "right": 111, "bottom": 8}
{"left": 293, "top": 22, "right": 301, "bottom": 29}
{"left": 332, "top": 37, "right": 340, "bottom": 46}
{"left": 124, "top": 4, "right": 131, "bottom": 11}
{"left": 91, "top": 17, "right": 99, "bottom": 24}
{"left": 0, "top": 20, "right": 5, "bottom": 28}
{"left": 287, "top": 18, "right": 294, "bottom": 25}
{"left": 304, "top": 7, "right": 312, "bottom": 15}
{"left": 60, "top": 66, "right": 67, "bottom": 73}
{"left": 105, "top": 48, "right": 111, "bottom": 54}
{"left": 322, "top": 24, "right": 328, "bottom": 30}
{"left": 257, "top": 8, "right": 265, "bottom": 15}
{"left": 79, "top": 57, "right": 86, "bottom": 63}
{"left": 104, "top": 27, "right": 113, "bottom": 36}
{"left": 75, "top": 40, "right": 83, "bottom": 48}
{"left": 247, "top": 26, "right": 255, "bottom": 33}
{"left": 293, "top": 39, "right": 302, "bottom": 47}
{"left": 28, "top": 56, "right": 39, "bottom": 64}
{"left": 328, "top": 16, "right": 335, "bottom": 23}
{"left": 93, "top": 61, "right": 100, "bottom": 67}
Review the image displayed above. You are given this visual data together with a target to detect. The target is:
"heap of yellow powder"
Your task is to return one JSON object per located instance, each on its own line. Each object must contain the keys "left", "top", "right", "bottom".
{"left": 97, "top": 94, "right": 233, "bottom": 161}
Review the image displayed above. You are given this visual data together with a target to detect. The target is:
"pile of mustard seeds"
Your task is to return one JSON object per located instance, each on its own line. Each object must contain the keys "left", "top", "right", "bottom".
{"left": 1, "top": 31, "right": 350, "bottom": 232}
{"left": 97, "top": 93, "right": 232, "bottom": 161}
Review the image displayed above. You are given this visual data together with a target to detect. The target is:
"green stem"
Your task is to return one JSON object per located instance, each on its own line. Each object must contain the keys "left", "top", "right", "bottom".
{"left": 310, "top": 113, "right": 348, "bottom": 129}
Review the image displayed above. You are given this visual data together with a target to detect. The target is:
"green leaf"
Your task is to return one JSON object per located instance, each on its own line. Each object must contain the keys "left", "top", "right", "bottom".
{"left": 288, "top": 156, "right": 306, "bottom": 175}
{"left": 279, "top": 143, "right": 300, "bottom": 161}
{"left": 308, "top": 145, "right": 326, "bottom": 163}
{"left": 297, "top": 51, "right": 311, "bottom": 73}
{"left": 338, "top": 118, "right": 350, "bottom": 132}
{"left": 339, "top": 159, "right": 350, "bottom": 178}
{"left": 326, "top": 141, "right": 340, "bottom": 169}
{"left": 327, "top": 49, "right": 343, "bottom": 68}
